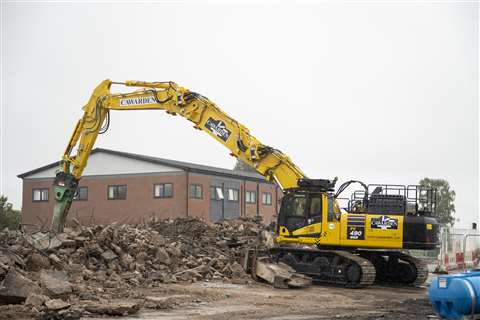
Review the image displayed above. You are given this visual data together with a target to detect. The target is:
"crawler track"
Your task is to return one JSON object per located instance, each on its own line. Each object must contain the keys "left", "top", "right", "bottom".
{"left": 359, "top": 251, "right": 429, "bottom": 286}
{"left": 269, "top": 247, "right": 376, "bottom": 288}
{"left": 269, "top": 247, "right": 428, "bottom": 288}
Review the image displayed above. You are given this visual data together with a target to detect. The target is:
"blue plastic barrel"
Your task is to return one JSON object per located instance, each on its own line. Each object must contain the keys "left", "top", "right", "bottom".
{"left": 429, "top": 270, "right": 480, "bottom": 319}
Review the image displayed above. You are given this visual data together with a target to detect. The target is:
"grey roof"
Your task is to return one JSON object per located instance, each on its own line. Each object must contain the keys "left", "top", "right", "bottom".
{"left": 18, "top": 148, "right": 269, "bottom": 182}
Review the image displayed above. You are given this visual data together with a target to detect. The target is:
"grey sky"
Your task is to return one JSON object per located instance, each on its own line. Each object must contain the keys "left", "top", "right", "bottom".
{"left": 1, "top": 1, "right": 478, "bottom": 227}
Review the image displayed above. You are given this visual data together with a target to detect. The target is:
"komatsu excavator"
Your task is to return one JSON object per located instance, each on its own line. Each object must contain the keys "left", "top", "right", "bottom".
{"left": 51, "top": 80, "right": 439, "bottom": 288}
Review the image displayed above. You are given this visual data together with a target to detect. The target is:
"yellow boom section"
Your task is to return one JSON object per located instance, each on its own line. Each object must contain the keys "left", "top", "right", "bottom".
{"left": 62, "top": 79, "right": 306, "bottom": 190}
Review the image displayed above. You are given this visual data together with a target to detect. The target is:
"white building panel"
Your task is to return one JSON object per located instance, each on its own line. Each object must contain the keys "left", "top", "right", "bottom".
{"left": 24, "top": 152, "right": 181, "bottom": 179}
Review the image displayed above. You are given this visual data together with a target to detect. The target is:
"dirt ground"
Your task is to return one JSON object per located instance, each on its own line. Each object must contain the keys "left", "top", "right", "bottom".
{"left": 83, "top": 281, "right": 438, "bottom": 320}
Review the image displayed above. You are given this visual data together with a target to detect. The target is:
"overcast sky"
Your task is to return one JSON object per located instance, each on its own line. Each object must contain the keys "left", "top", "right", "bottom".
{"left": 1, "top": 1, "right": 478, "bottom": 227}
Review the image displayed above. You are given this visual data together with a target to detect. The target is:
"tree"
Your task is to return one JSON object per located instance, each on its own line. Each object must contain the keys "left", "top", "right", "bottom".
{"left": 233, "top": 159, "right": 257, "bottom": 173}
{"left": 0, "top": 195, "right": 21, "bottom": 230}
{"left": 418, "top": 178, "right": 455, "bottom": 226}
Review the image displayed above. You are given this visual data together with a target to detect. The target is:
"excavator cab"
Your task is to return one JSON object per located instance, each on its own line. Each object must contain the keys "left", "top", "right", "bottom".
{"left": 277, "top": 192, "right": 343, "bottom": 245}
{"left": 277, "top": 178, "right": 344, "bottom": 246}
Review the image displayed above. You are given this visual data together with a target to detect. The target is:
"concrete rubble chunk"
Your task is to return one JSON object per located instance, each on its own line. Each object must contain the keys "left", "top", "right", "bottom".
{"left": 144, "top": 294, "right": 192, "bottom": 309}
{"left": 26, "top": 252, "right": 51, "bottom": 271}
{"left": 151, "top": 232, "right": 166, "bottom": 246}
{"left": 110, "top": 243, "right": 123, "bottom": 255}
{"left": 45, "top": 298, "right": 71, "bottom": 310}
{"left": 48, "top": 253, "right": 62, "bottom": 266}
{"left": 101, "top": 249, "right": 118, "bottom": 262}
{"left": 74, "top": 236, "right": 88, "bottom": 244}
{"left": 0, "top": 269, "right": 41, "bottom": 304}
{"left": 25, "top": 293, "right": 48, "bottom": 307}
{"left": 56, "top": 233, "right": 76, "bottom": 248}
{"left": 82, "top": 300, "right": 140, "bottom": 316}
{"left": 136, "top": 252, "right": 148, "bottom": 265}
{"left": 40, "top": 270, "right": 73, "bottom": 298}
{"left": 26, "top": 233, "right": 62, "bottom": 251}
{"left": 254, "top": 257, "right": 312, "bottom": 289}
{"left": 155, "top": 247, "right": 171, "bottom": 265}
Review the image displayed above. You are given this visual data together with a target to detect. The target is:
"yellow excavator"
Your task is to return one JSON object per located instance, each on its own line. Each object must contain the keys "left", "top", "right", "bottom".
{"left": 51, "top": 80, "right": 439, "bottom": 288}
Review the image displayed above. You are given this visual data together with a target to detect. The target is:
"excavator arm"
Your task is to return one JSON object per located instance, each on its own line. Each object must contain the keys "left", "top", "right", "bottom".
{"left": 52, "top": 79, "right": 307, "bottom": 232}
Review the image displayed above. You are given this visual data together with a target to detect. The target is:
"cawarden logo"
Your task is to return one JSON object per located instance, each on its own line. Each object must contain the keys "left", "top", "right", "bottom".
{"left": 371, "top": 215, "right": 398, "bottom": 230}
{"left": 120, "top": 96, "right": 156, "bottom": 107}
{"left": 204, "top": 118, "right": 231, "bottom": 142}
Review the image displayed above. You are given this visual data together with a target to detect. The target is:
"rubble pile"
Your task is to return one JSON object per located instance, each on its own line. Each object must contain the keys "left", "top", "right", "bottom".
{"left": 0, "top": 217, "right": 272, "bottom": 318}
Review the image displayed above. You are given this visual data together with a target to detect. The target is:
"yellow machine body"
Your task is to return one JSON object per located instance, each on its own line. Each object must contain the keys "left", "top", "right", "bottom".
{"left": 276, "top": 193, "right": 404, "bottom": 249}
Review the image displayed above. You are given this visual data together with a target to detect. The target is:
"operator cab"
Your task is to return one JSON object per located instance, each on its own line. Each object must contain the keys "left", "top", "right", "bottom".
{"left": 278, "top": 191, "right": 339, "bottom": 234}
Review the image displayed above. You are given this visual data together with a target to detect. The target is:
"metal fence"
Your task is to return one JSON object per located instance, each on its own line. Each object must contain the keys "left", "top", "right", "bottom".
{"left": 436, "top": 227, "right": 480, "bottom": 272}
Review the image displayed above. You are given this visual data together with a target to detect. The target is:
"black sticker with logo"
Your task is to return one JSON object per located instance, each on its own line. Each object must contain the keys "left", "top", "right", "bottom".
{"left": 371, "top": 215, "right": 398, "bottom": 230}
{"left": 205, "top": 118, "right": 231, "bottom": 142}
{"left": 347, "top": 215, "right": 365, "bottom": 240}
{"left": 347, "top": 226, "right": 365, "bottom": 240}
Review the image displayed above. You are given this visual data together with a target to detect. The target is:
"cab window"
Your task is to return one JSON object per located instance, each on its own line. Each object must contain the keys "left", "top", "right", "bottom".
{"left": 309, "top": 195, "right": 322, "bottom": 223}
{"left": 291, "top": 197, "right": 307, "bottom": 217}
{"left": 327, "top": 197, "right": 335, "bottom": 222}
{"left": 281, "top": 195, "right": 308, "bottom": 231}
{"left": 280, "top": 194, "right": 307, "bottom": 217}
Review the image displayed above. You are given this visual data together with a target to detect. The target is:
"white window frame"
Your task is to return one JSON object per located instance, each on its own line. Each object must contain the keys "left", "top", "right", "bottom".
{"left": 190, "top": 184, "right": 203, "bottom": 199}
{"left": 73, "top": 186, "right": 88, "bottom": 201}
{"left": 108, "top": 185, "right": 127, "bottom": 200}
{"left": 210, "top": 186, "right": 224, "bottom": 200}
{"left": 246, "top": 191, "right": 256, "bottom": 204}
{"left": 154, "top": 183, "right": 173, "bottom": 198}
{"left": 262, "top": 192, "right": 272, "bottom": 205}
{"left": 227, "top": 188, "right": 239, "bottom": 202}
{"left": 32, "top": 188, "right": 49, "bottom": 202}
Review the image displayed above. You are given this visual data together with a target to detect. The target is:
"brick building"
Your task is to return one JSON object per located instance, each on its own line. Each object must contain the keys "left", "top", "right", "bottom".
{"left": 18, "top": 148, "right": 281, "bottom": 227}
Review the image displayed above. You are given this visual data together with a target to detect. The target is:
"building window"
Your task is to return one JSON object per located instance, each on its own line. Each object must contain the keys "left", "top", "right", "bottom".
{"left": 190, "top": 184, "right": 203, "bottom": 199}
{"left": 246, "top": 191, "right": 256, "bottom": 204}
{"left": 32, "top": 188, "right": 49, "bottom": 202}
{"left": 108, "top": 185, "right": 127, "bottom": 200}
{"left": 210, "top": 186, "right": 224, "bottom": 200}
{"left": 227, "top": 188, "right": 239, "bottom": 202}
{"left": 74, "top": 187, "right": 88, "bottom": 201}
{"left": 154, "top": 183, "right": 173, "bottom": 198}
{"left": 262, "top": 192, "right": 272, "bottom": 205}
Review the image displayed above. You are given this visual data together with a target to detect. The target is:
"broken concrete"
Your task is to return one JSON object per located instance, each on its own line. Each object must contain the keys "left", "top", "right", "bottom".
{"left": 25, "top": 252, "right": 51, "bottom": 271}
{"left": 40, "top": 270, "right": 73, "bottom": 298}
{"left": 0, "top": 217, "right": 276, "bottom": 315}
{"left": 0, "top": 269, "right": 41, "bottom": 304}
{"left": 155, "top": 247, "right": 171, "bottom": 265}
{"left": 82, "top": 300, "right": 140, "bottom": 315}
{"left": 45, "top": 298, "right": 70, "bottom": 311}
{"left": 25, "top": 293, "right": 48, "bottom": 307}
{"left": 144, "top": 294, "right": 192, "bottom": 309}
{"left": 254, "top": 257, "right": 312, "bottom": 289}
{"left": 101, "top": 249, "right": 118, "bottom": 261}
{"left": 26, "top": 233, "right": 62, "bottom": 251}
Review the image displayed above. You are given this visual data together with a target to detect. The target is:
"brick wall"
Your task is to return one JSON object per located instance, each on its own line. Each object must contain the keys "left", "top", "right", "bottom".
{"left": 21, "top": 172, "right": 280, "bottom": 227}
{"left": 186, "top": 173, "right": 210, "bottom": 221}
{"left": 241, "top": 181, "right": 280, "bottom": 224}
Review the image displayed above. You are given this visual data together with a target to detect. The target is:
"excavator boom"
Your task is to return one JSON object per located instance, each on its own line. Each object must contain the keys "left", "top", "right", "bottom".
{"left": 52, "top": 79, "right": 307, "bottom": 232}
